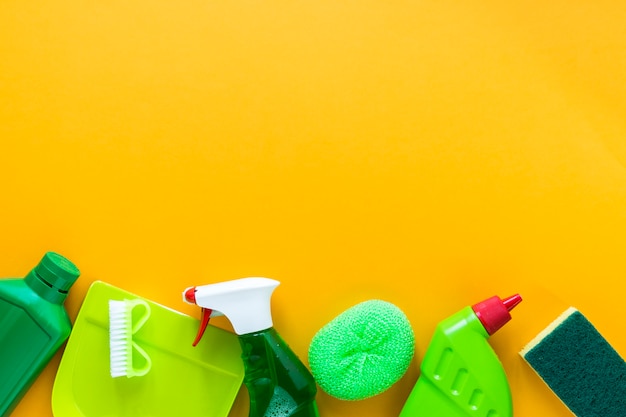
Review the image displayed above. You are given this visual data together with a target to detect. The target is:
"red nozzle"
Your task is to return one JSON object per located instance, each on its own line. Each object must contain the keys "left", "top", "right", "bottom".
{"left": 185, "top": 287, "right": 197, "bottom": 304}
{"left": 502, "top": 294, "right": 522, "bottom": 311}
{"left": 472, "top": 294, "right": 522, "bottom": 336}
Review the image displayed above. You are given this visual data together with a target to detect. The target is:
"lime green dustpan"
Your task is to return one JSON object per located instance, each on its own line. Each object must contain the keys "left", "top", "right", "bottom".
{"left": 52, "top": 281, "right": 244, "bottom": 417}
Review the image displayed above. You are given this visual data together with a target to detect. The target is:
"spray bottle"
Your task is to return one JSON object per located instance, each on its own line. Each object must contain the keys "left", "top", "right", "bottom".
{"left": 399, "top": 294, "right": 522, "bottom": 417}
{"left": 183, "top": 277, "right": 319, "bottom": 417}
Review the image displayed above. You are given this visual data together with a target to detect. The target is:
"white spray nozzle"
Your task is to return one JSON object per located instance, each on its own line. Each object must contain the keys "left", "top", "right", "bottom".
{"left": 183, "top": 277, "right": 280, "bottom": 341}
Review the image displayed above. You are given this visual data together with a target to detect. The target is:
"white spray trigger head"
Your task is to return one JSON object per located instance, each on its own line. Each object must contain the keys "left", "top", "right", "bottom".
{"left": 183, "top": 277, "right": 280, "bottom": 340}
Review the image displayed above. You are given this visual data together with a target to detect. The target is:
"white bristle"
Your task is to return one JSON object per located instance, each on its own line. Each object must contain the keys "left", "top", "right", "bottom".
{"left": 109, "top": 300, "right": 132, "bottom": 378}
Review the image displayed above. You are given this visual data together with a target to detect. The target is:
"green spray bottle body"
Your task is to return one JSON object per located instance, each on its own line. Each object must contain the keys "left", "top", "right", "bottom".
{"left": 239, "top": 329, "right": 319, "bottom": 417}
{"left": 184, "top": 277, "right": 319, "bottom": 417}
{"left": 0, "top": 252, "right": 80, "bottom": 417}
{"left": 399, "top": 295, "right": 521, "bottom": 417}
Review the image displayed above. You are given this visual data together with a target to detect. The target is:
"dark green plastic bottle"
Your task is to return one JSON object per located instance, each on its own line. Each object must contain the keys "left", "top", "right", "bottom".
{"left": 239, "top": 328, "right": 319, "bottom": 417}
{"left": 0, "top": 252, "right": 80, "bottom": 417}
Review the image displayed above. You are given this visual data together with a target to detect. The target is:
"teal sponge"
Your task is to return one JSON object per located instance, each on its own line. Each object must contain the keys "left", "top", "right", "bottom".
{"left": 520, "top": 307, "right": 626, "bottom": 416}
{"left": 308, "top": 300, "right": 415, "bottom": 401}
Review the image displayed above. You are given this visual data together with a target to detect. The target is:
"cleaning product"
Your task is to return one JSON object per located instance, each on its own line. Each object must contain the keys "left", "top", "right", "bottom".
{"left": 109, "top": 298, "right": 152, "bottom": 378}
{"left": 399, "top": 294, "right": 522, "bottom": 417}
{"left": 308, "top": 299, "right": 415, "bottom": 401}
{"left": 520, "top": 307, "right": 626, "bottom": 416}
{"left": 0, "top": 252, "right": 80, "bottom": 417}
{"left": 183, "top": 277, "right": 320, "bottom": 417}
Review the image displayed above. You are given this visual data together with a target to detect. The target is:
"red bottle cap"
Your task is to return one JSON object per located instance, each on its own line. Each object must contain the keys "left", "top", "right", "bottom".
{"left": 472, "top": 294, "right": 522, "bottom": 335}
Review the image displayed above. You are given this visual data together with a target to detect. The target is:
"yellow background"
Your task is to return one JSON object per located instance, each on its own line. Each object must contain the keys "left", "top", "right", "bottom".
{"left": 2, "top": 1, "right": 626, "bottom": 416}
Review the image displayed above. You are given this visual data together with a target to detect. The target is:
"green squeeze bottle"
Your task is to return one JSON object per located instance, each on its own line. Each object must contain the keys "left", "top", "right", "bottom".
{"left": 0, "top": 252, "right": 80, "bottom": 416}
{"left": 399, "top": 294, "right": 522, "bottom": 417}
{"left": 183, "top": 277, "right": 319, "bottom": 417}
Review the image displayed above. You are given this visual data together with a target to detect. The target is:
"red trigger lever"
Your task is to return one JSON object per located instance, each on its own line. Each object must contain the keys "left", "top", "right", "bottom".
{"left": 193, "top": 307, "right": 212, "bottom": 347}
{"left": 184, "top": 286, "right": 212, "bottom": 347}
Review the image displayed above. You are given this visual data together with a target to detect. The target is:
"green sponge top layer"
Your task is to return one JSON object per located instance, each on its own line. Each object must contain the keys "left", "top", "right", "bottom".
{"left": 308, "top": 300, "right": 415, "bottom": 401}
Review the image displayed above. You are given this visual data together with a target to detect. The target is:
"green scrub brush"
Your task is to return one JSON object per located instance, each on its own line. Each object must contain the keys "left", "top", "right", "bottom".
{"left": 520, "top": 307, "right": 626, "bottom": 416}
{"left": 109, "top": 298, "right": 153, "bottom": 378}
{"left": 308, "top": 299, "right": 415, "bottom": 401}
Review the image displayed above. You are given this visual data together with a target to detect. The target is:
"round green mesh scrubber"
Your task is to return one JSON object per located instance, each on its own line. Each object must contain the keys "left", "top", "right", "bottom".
{"left": 308, "top": 299, "right": 415, "bottom": 401}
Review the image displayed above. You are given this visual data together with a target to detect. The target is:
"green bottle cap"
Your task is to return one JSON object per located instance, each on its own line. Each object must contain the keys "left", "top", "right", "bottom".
{"left": 25, "top": 252, "right": 80, "bottom": 303}
{"left": 35, "top": 252, "right": 80, "bottom": 292}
